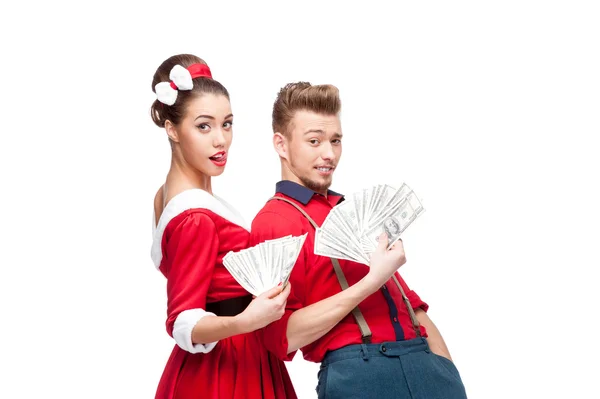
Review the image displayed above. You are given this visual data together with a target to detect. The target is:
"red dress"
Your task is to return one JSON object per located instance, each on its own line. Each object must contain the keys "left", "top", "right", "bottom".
{"left": 151, "top": 189, "right": 297, "bottom": 399}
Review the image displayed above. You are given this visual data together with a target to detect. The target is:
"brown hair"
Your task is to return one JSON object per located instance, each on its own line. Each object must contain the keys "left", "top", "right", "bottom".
{"left": 150, "top": 54, "right": 230, "bottom": 128}
{"left": 272, "top": 82, "right": 341, "bottom": 137}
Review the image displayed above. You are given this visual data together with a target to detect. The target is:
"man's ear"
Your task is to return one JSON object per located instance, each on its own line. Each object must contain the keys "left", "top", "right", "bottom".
{"left": 273, "top": 132, "right": 288, "bottom": 160}
{"left": 165, "top": 120, "right": 180, "bottom": 143}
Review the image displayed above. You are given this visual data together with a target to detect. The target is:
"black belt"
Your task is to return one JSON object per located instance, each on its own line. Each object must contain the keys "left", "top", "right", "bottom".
{"left": 205, "top": 295, "right": 252, "bottom": 317}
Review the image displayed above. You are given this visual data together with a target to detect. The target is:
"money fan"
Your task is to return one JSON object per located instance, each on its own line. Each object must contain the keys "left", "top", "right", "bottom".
{"left": 314, "top": 184, "right": 425, "bottom": 266}
{"left": 223, "top": 234, "right": 307, "bottom": 297}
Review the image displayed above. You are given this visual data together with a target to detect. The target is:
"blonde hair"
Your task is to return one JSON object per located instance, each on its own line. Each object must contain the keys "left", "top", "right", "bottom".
{"left": 272, "top": 82, "right": 341, "bottom": 137}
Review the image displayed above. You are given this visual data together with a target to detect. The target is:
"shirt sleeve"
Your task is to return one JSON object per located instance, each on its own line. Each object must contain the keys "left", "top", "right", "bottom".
{"left": 164, "top": 212, "right": 219, "bottom": 354}
{"left": 393, "top": 271, "right": 429, "bottom": 312}
{"left": 250, "top": 210, "right": 307, "bottom": 361}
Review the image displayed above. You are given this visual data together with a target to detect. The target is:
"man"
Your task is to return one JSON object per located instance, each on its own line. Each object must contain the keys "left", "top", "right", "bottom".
{"left": 250, "top": 82, "right": 467, "bottom": 398}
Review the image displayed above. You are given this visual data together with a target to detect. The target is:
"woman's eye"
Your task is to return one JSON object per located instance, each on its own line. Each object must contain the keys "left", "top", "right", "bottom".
{"left": 197, "top": 123, "right": 210, "bottom": 131}
{"left": 223, "top": 121, "right": 233, "bottom": 128}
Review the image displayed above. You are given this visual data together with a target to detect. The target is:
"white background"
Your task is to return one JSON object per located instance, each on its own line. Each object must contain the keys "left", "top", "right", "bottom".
{"left": 1, "top": 1, "right": 599, "bottom": 398}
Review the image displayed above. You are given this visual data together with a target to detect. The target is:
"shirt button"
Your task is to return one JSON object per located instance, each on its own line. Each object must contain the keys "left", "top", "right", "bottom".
{"left": 382, "top": 285, "right": 387, "bottom": 290}
{"left": 393, "top": 317, "right": 398, "bottom": 322}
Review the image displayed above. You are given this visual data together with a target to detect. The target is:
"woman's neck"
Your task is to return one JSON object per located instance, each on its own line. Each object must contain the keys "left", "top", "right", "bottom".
{"left": 164, "top": 157, "right": 212, "bottom": 203}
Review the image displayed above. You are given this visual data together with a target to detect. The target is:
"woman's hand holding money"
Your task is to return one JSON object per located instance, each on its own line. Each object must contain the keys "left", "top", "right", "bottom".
{"left": 236, "top": 283, "right": 291, "bottom": 333}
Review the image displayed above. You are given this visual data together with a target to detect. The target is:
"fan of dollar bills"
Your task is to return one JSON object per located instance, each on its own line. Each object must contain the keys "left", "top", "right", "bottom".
{"left": 223, "top": 234, "right": 307, "bottom": 297}
{"left": 314, "top": 183, "right": 424, "bottom": 265}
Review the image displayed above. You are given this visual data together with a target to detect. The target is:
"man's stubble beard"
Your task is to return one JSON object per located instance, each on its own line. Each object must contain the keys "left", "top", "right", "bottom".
{"left": 289, "top": 156, "right": 332, "bottom": 194}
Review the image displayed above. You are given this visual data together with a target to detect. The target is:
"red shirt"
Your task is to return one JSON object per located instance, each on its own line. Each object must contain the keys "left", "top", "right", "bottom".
{"left": 250, "top": 181, "right": 429, "bottom": 363}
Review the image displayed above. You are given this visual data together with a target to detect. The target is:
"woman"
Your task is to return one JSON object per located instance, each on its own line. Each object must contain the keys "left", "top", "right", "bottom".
{"left": 150, "top": 54, "right": 296, "bottom": 398}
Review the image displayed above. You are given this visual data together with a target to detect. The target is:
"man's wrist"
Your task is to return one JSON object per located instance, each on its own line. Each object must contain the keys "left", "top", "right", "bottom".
{"left": 357, "top": 274, "right": 383, "bottom": 295}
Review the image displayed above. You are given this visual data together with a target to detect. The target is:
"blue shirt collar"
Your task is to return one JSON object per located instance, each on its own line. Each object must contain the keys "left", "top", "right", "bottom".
{"left": 275, "top": 180, "right": 343, "bottom": 205}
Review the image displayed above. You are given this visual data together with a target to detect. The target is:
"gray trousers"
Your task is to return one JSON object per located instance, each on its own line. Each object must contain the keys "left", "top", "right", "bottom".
{"left": 317, "top": 338, "right": 468, "bottom": 399}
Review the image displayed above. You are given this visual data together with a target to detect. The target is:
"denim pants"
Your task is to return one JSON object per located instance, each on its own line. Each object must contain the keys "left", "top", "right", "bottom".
{"left": 316, "top": 338, "right": 467, "bottom": 399}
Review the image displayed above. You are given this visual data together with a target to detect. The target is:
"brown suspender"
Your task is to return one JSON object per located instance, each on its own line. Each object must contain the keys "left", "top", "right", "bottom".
{"left": 394, "top": 276, "right": 423, "bottom": 338}
{"left": 268, "top": 196, "right": 422, "bottom": 343}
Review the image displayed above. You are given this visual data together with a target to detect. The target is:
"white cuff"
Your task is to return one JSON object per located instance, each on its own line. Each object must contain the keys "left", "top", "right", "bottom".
{"left": 173, "top": 308, "right": 218, "bottom": 353}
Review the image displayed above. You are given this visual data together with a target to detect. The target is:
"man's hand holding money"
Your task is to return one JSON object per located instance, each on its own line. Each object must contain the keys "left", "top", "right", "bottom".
{"left": 363, "top": 233, "right": 406, "bottom": 289}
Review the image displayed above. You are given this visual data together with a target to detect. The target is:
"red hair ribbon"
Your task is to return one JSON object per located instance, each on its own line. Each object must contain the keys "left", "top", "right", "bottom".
{"left": 169, "top": 63, "right": 213, "bottom": 90}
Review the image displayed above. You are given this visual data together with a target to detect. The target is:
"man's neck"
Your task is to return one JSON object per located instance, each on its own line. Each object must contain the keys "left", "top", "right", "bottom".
{"left": 280, "top": 176, "right": 327, "bottom": 197}
{"left": 281, "top": 166, "right": 326, "bottom": 197}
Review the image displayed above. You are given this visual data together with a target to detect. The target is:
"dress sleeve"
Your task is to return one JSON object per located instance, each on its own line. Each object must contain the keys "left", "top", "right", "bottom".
{"left": 250, "top": 210, "right": 307, "bottom": 361}
{"left": 164, "top": 212, "right": 219, "bottom": 353}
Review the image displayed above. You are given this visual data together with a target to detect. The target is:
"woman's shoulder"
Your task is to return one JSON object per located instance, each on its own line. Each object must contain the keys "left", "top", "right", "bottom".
{"left": 153, "top": 185, "right": 165, "bottom": 226}
{"left": 159, "top": 189, "right": 248, "bottom": 228}
{"left": 151, "top": 189, "right": 249, "bottom": 267}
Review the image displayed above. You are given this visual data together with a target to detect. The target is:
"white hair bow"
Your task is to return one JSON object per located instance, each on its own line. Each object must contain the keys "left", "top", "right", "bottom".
{"left": 155, "top": 65, "right": 194, "bottom": 106}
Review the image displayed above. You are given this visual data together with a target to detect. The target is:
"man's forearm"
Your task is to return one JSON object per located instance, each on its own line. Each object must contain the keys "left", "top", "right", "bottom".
{"left": 285, "top": 279, "right": 374, "bottom": 353}
{"left": 415, "top": 308, "right": 453, "bottom": 360}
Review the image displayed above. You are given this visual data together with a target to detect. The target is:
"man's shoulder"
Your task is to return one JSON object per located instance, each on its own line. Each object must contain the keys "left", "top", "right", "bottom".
{"left": 254, "top": 197, "right": 305, "bottom": 222}
{"left": 252, "top": 196, "right": 308, "bottom": 235}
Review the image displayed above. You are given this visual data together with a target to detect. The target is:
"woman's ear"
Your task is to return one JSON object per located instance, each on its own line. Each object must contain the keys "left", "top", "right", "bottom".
{"left": 165, "top": 120, "right": 180, "bottom": 143}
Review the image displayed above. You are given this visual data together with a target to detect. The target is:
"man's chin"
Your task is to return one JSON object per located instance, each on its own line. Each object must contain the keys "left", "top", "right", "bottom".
{"left": 300, "top": 175, "right": 332, "bottom": 194}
